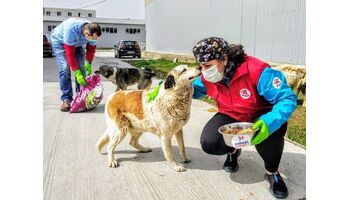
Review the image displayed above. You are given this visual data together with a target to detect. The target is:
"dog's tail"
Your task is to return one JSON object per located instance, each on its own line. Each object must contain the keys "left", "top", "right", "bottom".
{"left": 96, "top": 131, "right": 110, "bottom": 154}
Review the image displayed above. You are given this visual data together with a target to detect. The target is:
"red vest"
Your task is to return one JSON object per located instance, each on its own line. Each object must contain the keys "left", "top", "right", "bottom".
{"left": 202, "top": 56, "right": 273, "bottom": 122}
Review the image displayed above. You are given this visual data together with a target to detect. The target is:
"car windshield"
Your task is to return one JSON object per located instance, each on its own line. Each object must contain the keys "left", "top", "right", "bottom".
{"left": 122, "top": 41, "right": 136, "bottom": 46}
{"left": 43, "top": 35, "right": 48, "bottom": 41}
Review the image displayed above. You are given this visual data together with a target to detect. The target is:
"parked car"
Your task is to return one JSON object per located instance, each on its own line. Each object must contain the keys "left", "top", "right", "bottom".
{"left": 43, "top": 34, "right": 53, "bottom": 57}
{"left": 114, "top": 40, "right": 141, "bottom": 58}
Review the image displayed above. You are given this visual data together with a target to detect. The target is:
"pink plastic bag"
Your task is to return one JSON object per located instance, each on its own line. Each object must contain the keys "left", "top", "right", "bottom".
{"left": 69, "top": 74, "right": 103, "bottom": 113}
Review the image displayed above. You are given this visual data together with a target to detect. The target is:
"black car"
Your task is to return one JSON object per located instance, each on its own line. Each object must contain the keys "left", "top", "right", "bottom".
{"left": 114, "top": 40, "right": 141, "bottom": 58}
{"left": 43, "top": 34, "right": 53, "bottom": 57}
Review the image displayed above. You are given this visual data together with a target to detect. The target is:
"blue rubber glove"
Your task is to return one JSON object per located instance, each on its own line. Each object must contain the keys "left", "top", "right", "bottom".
{"left": 251, "top": 119, "right": 270, "bottom": 145}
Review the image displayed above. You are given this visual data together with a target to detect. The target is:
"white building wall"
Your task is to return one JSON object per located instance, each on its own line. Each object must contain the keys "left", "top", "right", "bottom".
{"left": 95, "top": 24, "right": 146, "bottom": 48}
{"left": 43, "top": 17, "right": 145, "bottom": 48}
{"left": 43, "top": 7, "right": 96, "bottom": 18}
{"left": 145, "top": 0, "right": 305, "bottom": 65}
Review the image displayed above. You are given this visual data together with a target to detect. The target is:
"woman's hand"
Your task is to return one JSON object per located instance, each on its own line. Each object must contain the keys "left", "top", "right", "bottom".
{"left": 251, "top": 119, "right": 270, "bottom": 145}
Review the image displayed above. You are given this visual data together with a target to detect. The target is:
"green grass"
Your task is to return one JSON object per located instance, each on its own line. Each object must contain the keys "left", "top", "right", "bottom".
{"left": 200, "top": 96, "right": 217, "bottom": 106}
{"left": 130, "top": 59, "right": 306, "bottom": 147}
{"left": 287, "top": 105, "right": 306, "bottom": 146}
{"left": 96, "top": 48, "right": 114, "bottom": 51}
{"left": 130, "top": 59, "right": 197, "bottom": 79}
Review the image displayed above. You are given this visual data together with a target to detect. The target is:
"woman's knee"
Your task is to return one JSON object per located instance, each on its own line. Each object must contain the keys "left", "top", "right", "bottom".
{"left": 200, "top": 113, "right": 237, "bottom": 155}
{"left": 200, "top": 135, "right": 228, "bottom": 155}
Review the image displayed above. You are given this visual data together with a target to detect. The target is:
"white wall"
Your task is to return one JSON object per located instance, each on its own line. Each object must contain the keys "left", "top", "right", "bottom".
{"left": 98, "top": 24, "right": 146, "bottom": 48}
{"left": 43, "top": 21, "right": 145, "bottom": 48}
{"left": 43, "top": 7, "right": 96, "bottom": 18}
{"left": 145, "top": 0, "right": 305, "bottom": 65}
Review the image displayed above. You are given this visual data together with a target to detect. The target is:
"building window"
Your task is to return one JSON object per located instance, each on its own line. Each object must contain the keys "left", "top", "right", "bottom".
{"left": 53, "top": 26, "right": 56, "bottom": 29}
{"left": 57, "top": 12, "right": 61, "bottom": 16}
{"left": 114, "top": 28, "right": 117, "bottom": 33}
{"left": 110, "top": 27, "right": 114, "bottom": 33}
{"left": 88, "top": 13, "right": 92, "bottom": 17}
{"left": 68, "top": 12, "right": 72, "bottom": 16}
{"left": 101, "top": 27, "right": 105, "bottom": 32}
{"left": 46, "top": 11, "right": 50, "bottom": 16}
{"left": 106, "top": 27, "right": 109, "bottom": 33}
{"left": 48, "top": 26, "right": 52, "bottom": 32}
{"left": 126, "top": 28, "right": 139, "bottom": 34}
{"left": 78, "top": 13, "right": 81, "bottom": 17}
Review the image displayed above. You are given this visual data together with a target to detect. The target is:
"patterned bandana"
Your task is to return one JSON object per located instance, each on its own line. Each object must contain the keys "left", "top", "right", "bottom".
{"left": 192, "top": 37, "right": 229, "bottom": 63}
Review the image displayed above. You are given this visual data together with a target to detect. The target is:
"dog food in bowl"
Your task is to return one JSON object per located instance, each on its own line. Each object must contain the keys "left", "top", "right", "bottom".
{"left": 221, "top": 127, "right": 244, "bottom": 135}
{"left": 218, "top": 122, "right": 256, "bottom": 148}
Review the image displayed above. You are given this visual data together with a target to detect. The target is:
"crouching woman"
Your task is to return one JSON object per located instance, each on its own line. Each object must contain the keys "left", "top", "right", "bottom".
{"left": 192, "top": 37, "right": 297, "bottom": 199}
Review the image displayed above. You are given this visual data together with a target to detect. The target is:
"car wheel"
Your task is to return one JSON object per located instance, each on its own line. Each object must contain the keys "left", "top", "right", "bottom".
{"left": 118, "top": 52, "right": 121, "bottom": 58}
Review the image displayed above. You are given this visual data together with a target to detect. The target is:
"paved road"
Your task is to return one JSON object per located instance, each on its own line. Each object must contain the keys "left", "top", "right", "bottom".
{"left": 43, "top": 52, "right": 306, "bottom": 200}
{"left": 44, "top": 51, "right": 138, "bottom": 82}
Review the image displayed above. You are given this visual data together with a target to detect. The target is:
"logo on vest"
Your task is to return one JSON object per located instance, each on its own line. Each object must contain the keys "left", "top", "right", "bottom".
{"left": 272, "top": 77, "right": 282, "bottom": 89}
{"left": 240, "top": 89, "right": 251, "bottom": 99}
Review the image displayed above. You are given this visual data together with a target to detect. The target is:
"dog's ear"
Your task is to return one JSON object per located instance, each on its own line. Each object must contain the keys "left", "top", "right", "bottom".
{"left": 164, "top": 75, "right": 175, "bottom": 89}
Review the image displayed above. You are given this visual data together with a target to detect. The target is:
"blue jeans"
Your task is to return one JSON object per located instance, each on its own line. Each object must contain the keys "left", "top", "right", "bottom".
{"left": 52, "top": 42, "right": 86, "bottom": 102}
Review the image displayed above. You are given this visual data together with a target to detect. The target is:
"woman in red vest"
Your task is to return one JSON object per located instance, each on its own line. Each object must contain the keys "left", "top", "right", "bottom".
{"left": 192, "top": 37, "right": 297, "bottom": 199}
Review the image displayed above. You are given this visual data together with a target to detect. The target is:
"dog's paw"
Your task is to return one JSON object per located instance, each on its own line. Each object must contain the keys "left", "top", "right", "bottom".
{"left": 108, "top": 160, "right": 118, "bottom": 168}
{"left": 174, "top": 165, "right": 186, "bottom": 172}
{"left": 140, "top": 147, "right": 152, "bottom": 153}
{"left": 182, "top": 157, "right": 191, "bottom": 163}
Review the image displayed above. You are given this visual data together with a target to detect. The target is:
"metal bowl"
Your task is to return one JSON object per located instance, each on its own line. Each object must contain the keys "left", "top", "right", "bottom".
{"left": 218, "top": 122, "right": 256, "bottom": 148}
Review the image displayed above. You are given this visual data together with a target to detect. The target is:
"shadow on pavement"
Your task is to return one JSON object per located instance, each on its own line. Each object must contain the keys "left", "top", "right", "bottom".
{"left": 84, "top": 104, "right": 106, "bottom": 114}
{"left": 231, "top": 150, "right": 305, "bottom": 185}
{"left": 100, "top": 146, "right": 305, "bottom": 185}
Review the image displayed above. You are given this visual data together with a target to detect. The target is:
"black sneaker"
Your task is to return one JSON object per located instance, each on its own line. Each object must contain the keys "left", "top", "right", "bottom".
{"left": 265, "top": 172, "right": 289, "bottom": 199}
{"left": 223, "top": 149, "right": 241, "bottom": 173}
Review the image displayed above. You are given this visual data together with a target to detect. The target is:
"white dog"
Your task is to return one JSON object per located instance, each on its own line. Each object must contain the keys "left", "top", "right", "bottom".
{"left": 96, "top": 65, "right": 201, "bottom": 172}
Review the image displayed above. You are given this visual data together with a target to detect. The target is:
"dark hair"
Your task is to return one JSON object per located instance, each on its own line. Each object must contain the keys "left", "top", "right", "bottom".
{"left": 226, "top": 44, "right": 246, "bottom": 66}
{"left": 86, "top": 22, "right": 102, "bottom": 36}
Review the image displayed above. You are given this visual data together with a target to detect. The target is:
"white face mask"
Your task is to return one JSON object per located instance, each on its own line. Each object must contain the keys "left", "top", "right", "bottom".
{"left": 202, "top": 64, "right": 224, "bottom": 83}
{"left": 85, "top": 33, "right": 97, "bottom": 42}
{"left": 86, "top": 36, "right": 97, "bottom": 42}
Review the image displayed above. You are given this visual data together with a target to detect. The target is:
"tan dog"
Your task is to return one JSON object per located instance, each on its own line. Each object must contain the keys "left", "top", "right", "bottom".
{"left": 96, "top": 65, "right": 201, "bottom": 172}
{"left": 274, "top": 64, "right": 306, "bottom": 107}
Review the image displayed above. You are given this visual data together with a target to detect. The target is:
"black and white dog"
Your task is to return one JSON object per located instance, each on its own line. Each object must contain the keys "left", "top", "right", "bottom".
{"left": 95, "top": 65, "right": 156, "bottom": 91}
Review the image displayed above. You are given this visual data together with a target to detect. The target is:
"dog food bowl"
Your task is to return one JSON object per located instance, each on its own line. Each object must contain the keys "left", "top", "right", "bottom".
{"left": 218, "top": 122, "right": 257, "bottom": 148}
